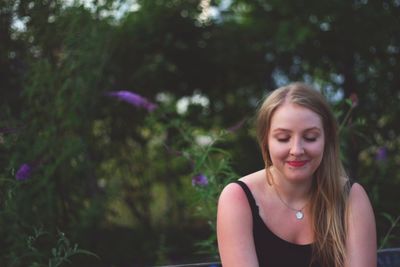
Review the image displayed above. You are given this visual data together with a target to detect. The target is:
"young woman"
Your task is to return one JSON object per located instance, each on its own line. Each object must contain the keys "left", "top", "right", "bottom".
{"left": 217, "top": 82, "right": 376, "bottom": 267}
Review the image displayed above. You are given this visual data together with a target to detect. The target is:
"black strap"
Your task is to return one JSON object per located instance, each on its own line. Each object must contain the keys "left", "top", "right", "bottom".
{"left": 233, "top": 180, "right": 259, "bottom": 215}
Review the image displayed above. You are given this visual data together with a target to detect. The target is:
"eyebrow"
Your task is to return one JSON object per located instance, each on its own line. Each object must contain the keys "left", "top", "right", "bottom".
{"left": 271, "top": 127, "right": 322, "bottom": 133}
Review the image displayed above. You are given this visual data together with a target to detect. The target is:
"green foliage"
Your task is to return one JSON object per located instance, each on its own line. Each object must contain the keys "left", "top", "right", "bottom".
{"left": 0, "top": 176, "right": 98, "bottom": 266}
{"left": 380, "top": 213, "right": 400, "bottom": 249}
{"left": 178, "top": 126, "right": 240, "bottom": 256}
{"left": 25, "top": 228, "right": 99, "bottom": 267}
{"left": 1, "top": 0, "right": 400, "bottom": 265}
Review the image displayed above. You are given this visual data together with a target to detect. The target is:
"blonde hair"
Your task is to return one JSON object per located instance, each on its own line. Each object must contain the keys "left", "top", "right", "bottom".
{"left": 256, "top": 82, "right": 350, "bottom": 267}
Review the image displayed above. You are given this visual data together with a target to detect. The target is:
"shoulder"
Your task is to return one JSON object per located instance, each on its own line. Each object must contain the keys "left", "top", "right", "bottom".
{"left": 347, "top": 182, "right": 376, "bottom": 231}
{"left": 217, "top": 178, "right": 259, "bottom": 266}
{"left": 219, "top": 169, "right": 265, "bottom": 203}
{"left": 218, "top": 169, "right": 265, "bottom": 219}
{"left": 347, "top": 182, "right": 375, "bottom": 224}
{"left": 345, "top": 182, "right": 377, "bottom": 266}
{"left": 348, "top": 183, "right": 374, "bottom": 213}
{"left": 218, "top": 181, "right": 250, "bottom": 214}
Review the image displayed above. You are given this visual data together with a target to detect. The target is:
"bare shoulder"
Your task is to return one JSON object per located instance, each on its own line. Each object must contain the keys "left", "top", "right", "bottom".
{"left": 217, "top": 170, "right": 265, "bottom": 233}
{"left": 239, "top": 169, "right": 267, "bottom": 191}
{"left": 349, "top": 183, "right": 368, "bottom": 200}
{"left": 217, "top": 177, "right": 259, "bottom": 266}
{"left": 348, "top": 183, "right": 374, "bottom": 213}
{"left": 218, "top": 181, "right": 249, "bottom": 207}
{"left": 347, "top": 182, "right": 376, "bottom": 224}
{"left": 219, "top": 169, "right": 264, "bottom": 201}
{"left": 346, "top": 182, "right": 377, "bottom": 267}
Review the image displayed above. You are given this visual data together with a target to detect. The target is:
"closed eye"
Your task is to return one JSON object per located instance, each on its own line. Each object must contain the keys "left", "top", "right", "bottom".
{"left": 304, "top": 137, "right": 317, "bottom": 142}
{"left": 277, "top": 138, "right": 290, "bottom": 143}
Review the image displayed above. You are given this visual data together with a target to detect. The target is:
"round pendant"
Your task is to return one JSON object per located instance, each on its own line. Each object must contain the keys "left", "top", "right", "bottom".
{"left": 296, "top": 211, "right": 304, "bottom": 220}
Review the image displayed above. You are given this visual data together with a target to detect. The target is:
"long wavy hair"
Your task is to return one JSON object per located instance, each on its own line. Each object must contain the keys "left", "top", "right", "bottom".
{"left": 256, "top": 82, "right": 350, "bottom": 267}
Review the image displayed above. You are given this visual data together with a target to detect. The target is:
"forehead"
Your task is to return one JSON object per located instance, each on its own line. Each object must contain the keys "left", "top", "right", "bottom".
{"left": 270, "top": 103, "right": 323, "bottom": 131}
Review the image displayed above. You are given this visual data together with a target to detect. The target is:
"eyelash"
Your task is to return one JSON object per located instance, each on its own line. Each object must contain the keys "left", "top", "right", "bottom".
{"left": 277, "top": 138, "right": 289, "bottom": 143}
{"left": 276, "top": 137, "right": 317, "bottom": 143}
{"left": 305, "top": 137, "right": 317, "bottom": 142}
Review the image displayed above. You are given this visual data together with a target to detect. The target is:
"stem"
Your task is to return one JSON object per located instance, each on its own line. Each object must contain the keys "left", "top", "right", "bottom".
{"left": 339, "top": 106, "right": 354, "bottom": 132}
{"left": 379, "top": 215, "right": 400, "bottom": 249}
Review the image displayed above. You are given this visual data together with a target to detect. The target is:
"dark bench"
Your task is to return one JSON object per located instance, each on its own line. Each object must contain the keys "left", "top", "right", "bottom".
{"left": 154, "top": 263, "right": 220, "bottom": 267}
{"left": 156, "top": 248, "right": 400, "bottom": 267}
{"left": 378, "top": 248, "right": 400, "bottom": 267}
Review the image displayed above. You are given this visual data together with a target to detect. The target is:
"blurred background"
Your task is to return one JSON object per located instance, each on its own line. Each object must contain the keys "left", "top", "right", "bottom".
{"left": 1, "top": 0, "right": 399, "bottom": 266}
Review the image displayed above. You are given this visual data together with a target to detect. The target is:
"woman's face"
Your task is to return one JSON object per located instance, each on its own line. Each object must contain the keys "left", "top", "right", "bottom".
{"left": 267, "top": 102, "right": 325, "bottom": 183}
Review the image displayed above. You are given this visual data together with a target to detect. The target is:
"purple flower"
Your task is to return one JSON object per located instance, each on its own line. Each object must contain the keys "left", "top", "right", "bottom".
{"left": 106, "top": 91, "right": 157, "bottom": 112}
{"left": 375, "top": 147, "right": 387, "bottom": 161}
{"left": 192, "top": 174, "right": 208, "bottom": 186}
{"left": 16, "top": 163, "right": 32, "bottom": 181}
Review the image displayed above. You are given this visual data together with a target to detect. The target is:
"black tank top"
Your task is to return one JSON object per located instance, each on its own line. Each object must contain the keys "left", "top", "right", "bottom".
{"left": 234, "top": 180, "right": 321, "bottom": 267}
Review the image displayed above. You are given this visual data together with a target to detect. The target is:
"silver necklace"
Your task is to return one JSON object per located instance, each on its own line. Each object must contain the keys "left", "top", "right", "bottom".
{"left": 273, "top": 186, "right": 308, "bottom": 220}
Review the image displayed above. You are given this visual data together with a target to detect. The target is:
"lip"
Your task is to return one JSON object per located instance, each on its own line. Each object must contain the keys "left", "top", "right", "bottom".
{"left": 287, "top": 160, "right": 309, "bottom": 167}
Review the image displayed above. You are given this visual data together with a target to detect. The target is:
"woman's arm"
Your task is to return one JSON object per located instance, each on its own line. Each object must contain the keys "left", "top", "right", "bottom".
{"left": 345, "top": 183, "right": 377, "bottom": 267}
{"left": 217, "top": 182, "right": 259, "bottom": 267}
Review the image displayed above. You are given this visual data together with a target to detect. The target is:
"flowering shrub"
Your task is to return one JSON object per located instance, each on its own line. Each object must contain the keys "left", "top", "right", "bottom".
{"left": 0, "top": 127, "right": 98, "bottom": 266}
{"left": 105, "top": 90, "right": 239, "bottom": 257}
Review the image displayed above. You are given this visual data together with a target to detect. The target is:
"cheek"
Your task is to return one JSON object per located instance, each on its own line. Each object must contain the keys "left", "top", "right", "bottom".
{"left": 307, "top": 140, "right": 325, "bottom": 159}
{"left": 268, "top": 141, "right": 289, "bottom": 160}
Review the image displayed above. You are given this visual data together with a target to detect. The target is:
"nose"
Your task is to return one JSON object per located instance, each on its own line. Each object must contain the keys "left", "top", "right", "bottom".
{"left": 289, "top": 138, "right": 304, "bottom": 156}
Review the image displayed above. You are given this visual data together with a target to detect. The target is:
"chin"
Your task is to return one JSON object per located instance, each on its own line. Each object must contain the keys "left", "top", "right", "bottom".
{"left": 284, "top": 171, "right": 313, "bottom": 182}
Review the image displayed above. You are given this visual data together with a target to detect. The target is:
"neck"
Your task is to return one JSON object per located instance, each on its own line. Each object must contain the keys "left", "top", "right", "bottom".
{"left": 268, "top": 167, "right": 312, "bottom": 204}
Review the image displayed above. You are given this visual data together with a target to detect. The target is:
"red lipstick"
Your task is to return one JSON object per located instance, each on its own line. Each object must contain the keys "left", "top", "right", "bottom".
{"left": 287, "top": 160, "right": 309, "bottom": 167}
